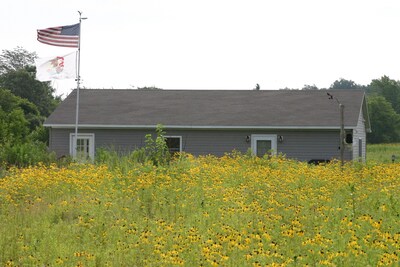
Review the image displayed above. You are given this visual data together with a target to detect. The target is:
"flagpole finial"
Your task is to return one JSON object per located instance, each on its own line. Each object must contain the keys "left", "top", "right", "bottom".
{"left": 78, "top": 11, "right": 87, "bottom": 21}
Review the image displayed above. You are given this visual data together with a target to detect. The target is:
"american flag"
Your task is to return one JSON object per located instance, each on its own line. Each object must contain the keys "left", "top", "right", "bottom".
{"left": 37, "top": 23, "right": 80, "bottom": 48}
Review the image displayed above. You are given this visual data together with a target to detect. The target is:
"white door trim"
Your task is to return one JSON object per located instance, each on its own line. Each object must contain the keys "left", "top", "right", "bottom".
{"left": 69, "top": 133, "right": 95, "bottom": 160}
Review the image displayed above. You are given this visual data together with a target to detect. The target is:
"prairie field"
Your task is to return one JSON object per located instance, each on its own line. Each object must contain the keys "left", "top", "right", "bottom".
{"left": 0, "top": 153, "right": 399, "bottom": 266}
{"left": 367, "top": 143, "right": 400, "bottom": 163}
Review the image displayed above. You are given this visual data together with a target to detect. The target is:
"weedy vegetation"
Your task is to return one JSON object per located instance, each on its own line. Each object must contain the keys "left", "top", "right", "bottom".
{"left": 0, "top": 147, "right": 399, "bottom": 266}
{"left": 367, "top": 143, "right": 400, "bottom": 163}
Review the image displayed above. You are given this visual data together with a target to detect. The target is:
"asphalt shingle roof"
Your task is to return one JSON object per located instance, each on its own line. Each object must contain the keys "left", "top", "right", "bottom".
{"left": 44, "top": 89, "right": 369, "bottom": 129}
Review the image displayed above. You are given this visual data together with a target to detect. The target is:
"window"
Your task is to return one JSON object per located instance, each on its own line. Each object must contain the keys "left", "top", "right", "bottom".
{"left": 70, "top": 133, "right": 95, "bottom": 161}
{"left": 165, "top": 136, "right": 182, "bottom": 155}
{"left": 345, "top": 132, "right": 353, "bottom": 144}
{"left": 251, "top": 134, "right": 277, "bottom": 157}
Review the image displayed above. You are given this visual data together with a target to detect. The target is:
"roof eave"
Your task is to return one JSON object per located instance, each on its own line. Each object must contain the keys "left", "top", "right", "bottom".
{"left": 43, "top": 124, "right": 357, "bottom": 130}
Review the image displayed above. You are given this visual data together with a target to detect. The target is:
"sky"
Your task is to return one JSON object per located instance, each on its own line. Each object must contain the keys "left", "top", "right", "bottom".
{"left": 2, "top": 0, "right": 400, "bottom": 97}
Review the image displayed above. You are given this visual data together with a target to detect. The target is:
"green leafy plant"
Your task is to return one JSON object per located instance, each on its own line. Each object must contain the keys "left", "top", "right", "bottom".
{"left": 0, "top": 141, "right": 55, "bottom": 168}
{"left": 144, "top": 124, "right": 171, "bottom": 166}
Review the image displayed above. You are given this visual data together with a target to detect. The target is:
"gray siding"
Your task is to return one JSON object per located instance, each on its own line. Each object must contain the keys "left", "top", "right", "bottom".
{"left": 275, "top": 131, "right": 351, "bottom": 161}
{"left": 49, "top": 129, "right": 148, "bottom": 157}
{"left": 352, "top": 110, "right": 367, "bottom": 162}
{"left": 49, "top": 128, "right": 351, "bottom": 162}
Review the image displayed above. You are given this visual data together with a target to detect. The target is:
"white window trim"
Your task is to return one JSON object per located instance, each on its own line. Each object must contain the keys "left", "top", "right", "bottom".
{"left": 69, "top": 133, "right": 95, "bottom": 160}
{"left": 251, "top": 134, "right": 277, "bottom": 156}
{"left": 164, "top": 136, "right": 182, "bottom": 153}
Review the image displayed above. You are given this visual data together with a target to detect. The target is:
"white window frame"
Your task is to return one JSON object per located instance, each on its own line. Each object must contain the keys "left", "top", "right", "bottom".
{"left": 164, "top": 136, "right": 182, "bottom": 153}
{"left": 251, "top": 134, "right": 277, "bottom": 156}
{"left": 69, "top": 133, "right": 95, "bottom": 160}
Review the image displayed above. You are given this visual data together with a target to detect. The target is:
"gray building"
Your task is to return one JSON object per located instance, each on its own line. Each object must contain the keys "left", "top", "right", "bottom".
{"left": 44, "top": 89, "right": 371, "bottom": 162}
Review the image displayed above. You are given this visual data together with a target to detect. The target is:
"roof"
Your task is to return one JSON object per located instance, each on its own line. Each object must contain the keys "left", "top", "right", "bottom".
{"left": 44, "top": 89, "right": 370, "bottom": 130}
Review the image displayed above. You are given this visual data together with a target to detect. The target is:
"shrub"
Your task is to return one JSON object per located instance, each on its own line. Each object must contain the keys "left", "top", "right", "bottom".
{"left": 143, "top": 124, "right": 171, "bottom": 166}
{"left": 0, "top": 140, "right": 55, "bottom": 168}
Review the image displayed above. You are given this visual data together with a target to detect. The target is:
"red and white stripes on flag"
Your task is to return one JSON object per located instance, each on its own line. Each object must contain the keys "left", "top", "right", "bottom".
{"left": 37, "top": 24, "right": 80, "bottom": 48}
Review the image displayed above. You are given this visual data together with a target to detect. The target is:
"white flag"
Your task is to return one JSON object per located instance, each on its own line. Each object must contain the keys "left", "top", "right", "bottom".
{"left": 35, "top": 52, "right": 77, "bottom": 81}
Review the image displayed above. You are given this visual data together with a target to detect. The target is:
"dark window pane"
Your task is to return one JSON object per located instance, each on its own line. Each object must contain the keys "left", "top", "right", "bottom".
{"left": 166, "top": 137, "right": 181, "bottom": 154}
{"left": 256, "top": 140, "right": 271, "bottom": 157}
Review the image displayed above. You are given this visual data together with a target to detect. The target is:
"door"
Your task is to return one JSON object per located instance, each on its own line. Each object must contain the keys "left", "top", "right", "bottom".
{"left": 251, "top": 134, "right": 277, "bottom": 157}
{"left": 70, "top": 133, "right": 95, "bottom": 161}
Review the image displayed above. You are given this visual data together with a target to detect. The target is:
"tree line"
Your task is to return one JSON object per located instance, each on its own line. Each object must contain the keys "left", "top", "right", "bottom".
{"left": 0, "top": 47, "right": 399, "bottom": 168}
{"left": 0, "top": 47, "right": 60, "bottom": 168}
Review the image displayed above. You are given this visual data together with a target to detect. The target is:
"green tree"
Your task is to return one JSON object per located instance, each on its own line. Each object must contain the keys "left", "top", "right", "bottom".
{"left": 0, "top": 88, "right": 42, "bottom": 131}
{"left": 0, "top": 47, "right": 60, "bottom": 117}
{"left": 368, "top": 76, "right": 400, "bottom": 114}
{"left": 302, "top": 84, "right": 319, "bottom": 90}
{"left": 0, "top": 108, "right": 29, "bottom": 144}
{"left": 330, "top": 78, "right": 365, "bottom": 90}
{"left": 0, "top": 89, "right": 43, "bottom": 142}
{"left": 0, "top": 47, "right": 36, "bottom": 75}
{"left": 137, "top": 86, "right": 162, "bottom": 90}
{"left": 0, "top": 69, "right": 59, "bottom": 117}
{"left": 367, "top": 95, "right": 400, "bottom": 143}
{"left": 0, "top": 89, "right": 55, "bottom": 167}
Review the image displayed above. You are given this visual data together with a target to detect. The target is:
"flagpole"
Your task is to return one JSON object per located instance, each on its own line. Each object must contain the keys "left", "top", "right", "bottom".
{"left": 74, "top": 11, "right": 87, "bottom": 159}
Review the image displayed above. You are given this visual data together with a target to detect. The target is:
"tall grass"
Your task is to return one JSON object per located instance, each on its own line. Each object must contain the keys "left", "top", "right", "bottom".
{"left": 367, "top": 143, "right": 400, "bottom": 163}
{"left": 0, "top": 154, "right": 399, "bottom": 266}
{"left": 0, "top": 141, "right": 56, "bottom": 178}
